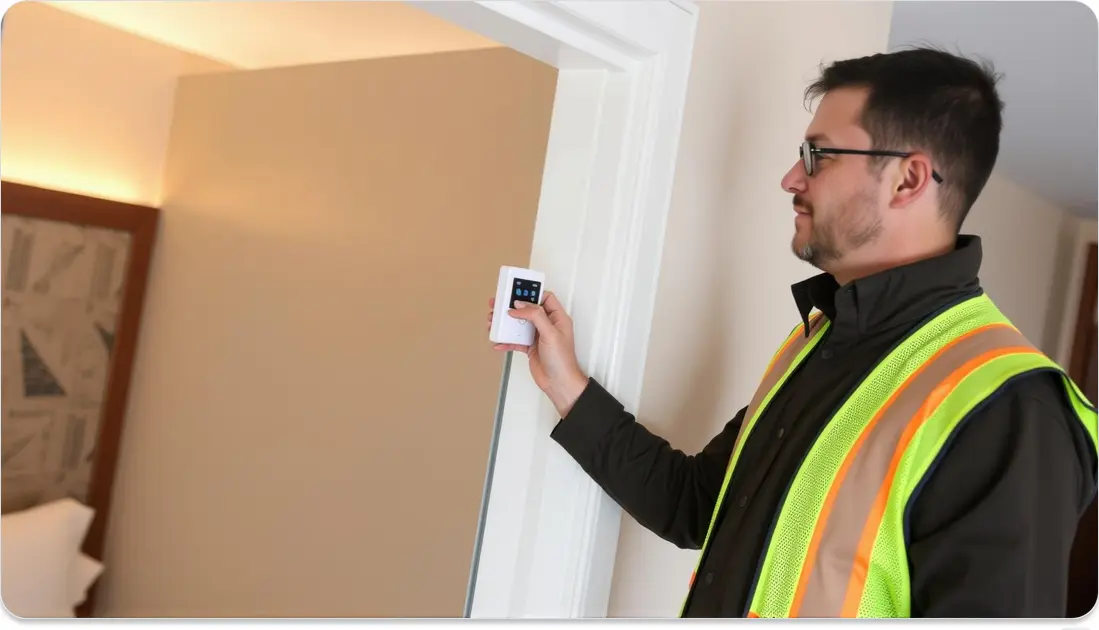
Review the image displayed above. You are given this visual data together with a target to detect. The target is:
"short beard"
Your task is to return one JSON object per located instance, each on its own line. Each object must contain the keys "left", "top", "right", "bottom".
{"left": 793, "top": 188, "right": 882, "bottom": 268}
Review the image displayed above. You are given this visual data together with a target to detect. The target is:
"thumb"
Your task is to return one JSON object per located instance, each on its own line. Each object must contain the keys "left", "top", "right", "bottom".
{"left": 509, "top": 302, "right": 555, "bottom": 337}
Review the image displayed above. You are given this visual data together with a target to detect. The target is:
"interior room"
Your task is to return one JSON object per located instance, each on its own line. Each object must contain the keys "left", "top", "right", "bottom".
{"left": 1, "top": 0, "right": 1095, "bottom": 620}
{"left": 0, "top": 0, "right": 557, "bottom": 617}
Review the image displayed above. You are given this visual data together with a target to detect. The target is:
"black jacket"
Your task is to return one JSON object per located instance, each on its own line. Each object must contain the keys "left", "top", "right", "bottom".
{"left": 550, "top": 235, "right": 1097, "bottom": 617}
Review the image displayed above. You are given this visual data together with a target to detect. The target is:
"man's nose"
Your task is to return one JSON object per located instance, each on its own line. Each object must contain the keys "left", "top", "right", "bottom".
{"left": 781, "top": 160, "right": 808, "bottom": 194}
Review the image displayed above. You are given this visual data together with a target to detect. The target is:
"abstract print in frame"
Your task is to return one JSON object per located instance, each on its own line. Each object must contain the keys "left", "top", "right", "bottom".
{"left": 0, "top": 180, "right": 157, "bottom": 570}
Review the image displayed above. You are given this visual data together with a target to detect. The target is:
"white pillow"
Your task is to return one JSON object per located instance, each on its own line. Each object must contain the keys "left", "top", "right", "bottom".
{"left": 68, "top": 553, "right": 104, "bottom": 608}
{"left": 1, "top": 498, "right": 97, "bottom": 618}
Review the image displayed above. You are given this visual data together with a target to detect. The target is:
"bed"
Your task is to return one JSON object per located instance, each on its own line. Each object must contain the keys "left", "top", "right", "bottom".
{"left": 1, "top": 181, "right": 159, "bottom": 617}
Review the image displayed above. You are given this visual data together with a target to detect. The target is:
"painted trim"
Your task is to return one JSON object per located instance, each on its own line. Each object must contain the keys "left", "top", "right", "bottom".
{"left": 463, "top": 351, "right": 513, "bottom": 617}
{"left": 406, "top": 0, "right": 699, "bottom": 618}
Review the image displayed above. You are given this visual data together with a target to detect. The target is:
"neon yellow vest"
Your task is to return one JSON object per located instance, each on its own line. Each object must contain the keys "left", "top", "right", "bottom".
{"left": 682, "top": 293, "right": 1098, "bottom": 618}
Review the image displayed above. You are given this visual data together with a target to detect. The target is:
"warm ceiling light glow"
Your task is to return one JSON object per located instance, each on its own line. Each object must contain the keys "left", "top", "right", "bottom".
{"left": 46, "top": 0, "right": 501, "bottom": 70}
{"left": 0, "top": 165, "right": 152, "bottom": 207}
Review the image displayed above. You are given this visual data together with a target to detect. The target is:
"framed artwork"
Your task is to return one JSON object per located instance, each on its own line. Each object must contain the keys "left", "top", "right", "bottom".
{"left": 0, "top": 181, "right": 158, "bottom": 588}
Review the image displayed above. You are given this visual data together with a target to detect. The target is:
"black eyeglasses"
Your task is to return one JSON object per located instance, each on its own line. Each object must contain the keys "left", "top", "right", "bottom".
{"left": 800, "top": 140, "right": 943, "bottom": 184}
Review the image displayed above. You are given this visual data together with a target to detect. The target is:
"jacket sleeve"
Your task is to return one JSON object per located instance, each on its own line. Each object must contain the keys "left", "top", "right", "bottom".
{"left": 549, "top": 378, "right": 744, "bottom": 550}
{"left": 907, "top": 371, "right": 1098, "bottom": 617}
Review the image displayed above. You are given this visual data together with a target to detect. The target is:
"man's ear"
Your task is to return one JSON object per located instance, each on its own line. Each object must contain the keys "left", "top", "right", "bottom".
{"left": 890, "top": 154, "right": 935, "bottom": 209}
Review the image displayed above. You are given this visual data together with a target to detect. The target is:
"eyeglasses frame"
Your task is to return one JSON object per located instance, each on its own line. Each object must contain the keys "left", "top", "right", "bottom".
{"left": 799, "top": 140, "right": 943, "bottom": 184}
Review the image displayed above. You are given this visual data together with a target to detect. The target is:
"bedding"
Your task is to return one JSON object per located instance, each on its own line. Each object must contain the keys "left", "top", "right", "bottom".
{"left": 1, "top": 498, "right": 104, "bottom": 618}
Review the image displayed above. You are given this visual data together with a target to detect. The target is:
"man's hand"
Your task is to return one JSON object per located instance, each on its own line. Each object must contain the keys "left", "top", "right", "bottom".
{"left": 486, "top": 292, "right": 589, "bottom": 417}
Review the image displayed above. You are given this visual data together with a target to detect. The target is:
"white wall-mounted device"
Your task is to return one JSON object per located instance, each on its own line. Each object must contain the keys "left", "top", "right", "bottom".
{"left": 489, "top": 265, "right": 545, "bottom": 347}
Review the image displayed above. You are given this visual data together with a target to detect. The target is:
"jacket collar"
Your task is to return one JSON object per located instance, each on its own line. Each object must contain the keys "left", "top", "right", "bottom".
{"left": 791, "top": 234, "right": 984, "bottom": 342}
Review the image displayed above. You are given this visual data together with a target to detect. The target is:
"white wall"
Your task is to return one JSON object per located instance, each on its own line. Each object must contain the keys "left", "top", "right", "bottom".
{"left": 962, "top": 172, "right": 1079, "bottom": 356}
{"left": 606, "top": 1, "right": 895, "bottom": 617}
{"left": 1048, "top": 213, "right": 1099, "bottom": 366}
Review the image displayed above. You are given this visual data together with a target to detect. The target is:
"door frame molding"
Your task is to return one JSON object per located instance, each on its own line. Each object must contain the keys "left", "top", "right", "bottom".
{"left": 407, "top": 0, "right": 699, "bottom": 618}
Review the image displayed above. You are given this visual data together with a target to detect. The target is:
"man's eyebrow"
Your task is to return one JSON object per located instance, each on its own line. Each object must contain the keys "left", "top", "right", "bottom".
{"left": 805, "top": 133, "right": 831, "bottom": 144}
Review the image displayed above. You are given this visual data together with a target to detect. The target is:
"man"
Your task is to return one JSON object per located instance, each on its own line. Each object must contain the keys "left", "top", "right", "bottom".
{"left": 486, "top": 48, "right": 1097, "bottom": 617}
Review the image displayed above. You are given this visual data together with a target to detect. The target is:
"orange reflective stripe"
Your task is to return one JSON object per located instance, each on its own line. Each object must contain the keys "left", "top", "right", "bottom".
{"left": 734, "top": 313, "right": 827, "bottom": 459}
{"left": 838, "top": 344, "right": 1039, "bottom": 616}
{"left": 766, "top": 312, "right": 822, "bottom": 375}
{"left": 736, "top": 294, "right": 1087, "bottom": 618}
{"left": 682, "top": 313, "right": 828, "bottom": 618}
{"left": 786, "top": 323, "right": 1014, "bottom": 616}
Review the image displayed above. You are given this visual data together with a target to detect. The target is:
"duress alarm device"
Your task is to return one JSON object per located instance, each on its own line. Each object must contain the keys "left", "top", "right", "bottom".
{"left": 490, "top": 265, "right": 546, "bottom": 347}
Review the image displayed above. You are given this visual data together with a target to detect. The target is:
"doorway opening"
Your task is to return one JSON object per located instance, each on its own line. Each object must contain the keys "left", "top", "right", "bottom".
{"left": 1, "top": 0, "right": 699, "bottom": 619}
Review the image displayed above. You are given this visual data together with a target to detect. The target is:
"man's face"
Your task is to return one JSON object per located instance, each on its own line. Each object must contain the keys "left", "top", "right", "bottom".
{"left": 781, "top": 87, "right": 886, "bottom": 270}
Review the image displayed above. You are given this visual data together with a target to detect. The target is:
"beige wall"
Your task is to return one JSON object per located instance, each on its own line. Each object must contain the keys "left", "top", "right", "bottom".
{"left": 0, "top": 2, "right": 229, "bottom": 206}
{"left": 607, "top": 2, "right": 895, "bottom": 617}
{"left": 1048, "top": 213, "right": 1099, "bottom": 366}
{"left": 97, "top": 49, "right": 556, "bottom": 617}
{"left": 962, "top": 172, "right": 1077, "bottom": 355}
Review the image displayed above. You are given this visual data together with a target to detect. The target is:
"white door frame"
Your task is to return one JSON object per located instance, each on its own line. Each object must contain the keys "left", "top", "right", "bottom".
{"left": 408, "top": 0, "right": 699, "bottom": 618}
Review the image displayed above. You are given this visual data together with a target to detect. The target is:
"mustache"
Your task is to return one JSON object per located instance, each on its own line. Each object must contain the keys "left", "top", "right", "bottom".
{"left": 793, "top": 196, "right": 813, "bottom": 212}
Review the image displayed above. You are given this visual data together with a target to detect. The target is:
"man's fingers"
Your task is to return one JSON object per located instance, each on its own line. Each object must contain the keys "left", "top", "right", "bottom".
{"left": 541, "top": 292, "right": 571, "bottom": 327}
{"left": 509, "top": 301, "right": 554, "bottom": 336}
{"left": 542, "top": 292, "right": 563, "bottom": 314}
{"left": 489, "top": 293, "right": 566, "bottom": 340}
{"left": 494, "top": 343, "right": 531, "bottom": 354}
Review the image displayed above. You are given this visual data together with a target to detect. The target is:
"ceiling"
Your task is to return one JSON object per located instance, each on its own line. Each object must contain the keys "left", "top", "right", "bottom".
{"left": 49, "top": 1, "right": 1096, "bottom": 215}
{"left": 888, "top": 1, "right": 1097, "bottom": 216}
{"left": 48, "top": 0, "right": 501, "bottom": 70}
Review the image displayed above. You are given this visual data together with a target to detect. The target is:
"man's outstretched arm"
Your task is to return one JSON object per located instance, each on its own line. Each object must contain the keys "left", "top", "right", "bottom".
{"left": 551, "top": 378, "right": 744, "bottom": 550}
{"left": 494, "top": 293, "right": 742, "bottom": 550}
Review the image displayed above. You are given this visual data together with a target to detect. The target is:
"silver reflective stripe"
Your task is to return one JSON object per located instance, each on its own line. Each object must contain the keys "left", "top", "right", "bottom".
{"left": 794, "top": 323, "right": 1031, "bottom": 617}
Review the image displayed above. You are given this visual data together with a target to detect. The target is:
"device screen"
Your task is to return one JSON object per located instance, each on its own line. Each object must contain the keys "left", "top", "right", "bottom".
{"left": 509, "top": 278, "right": 542, "bottom": 309}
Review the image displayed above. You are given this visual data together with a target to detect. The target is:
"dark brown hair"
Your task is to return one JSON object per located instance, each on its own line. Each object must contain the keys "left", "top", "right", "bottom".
{"left": 805, "top": 46, "right": 1004, "bottom": 231}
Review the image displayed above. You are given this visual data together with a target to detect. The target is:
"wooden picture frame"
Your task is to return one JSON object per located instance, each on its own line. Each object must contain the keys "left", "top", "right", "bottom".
{"left": 1, "top": 180, "right": 158, "bottom": 616}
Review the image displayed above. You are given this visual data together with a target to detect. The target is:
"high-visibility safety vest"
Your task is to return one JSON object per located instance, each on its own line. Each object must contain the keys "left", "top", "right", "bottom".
{"left": 682, "top": 292, "right": 1098, "bottom": 618}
